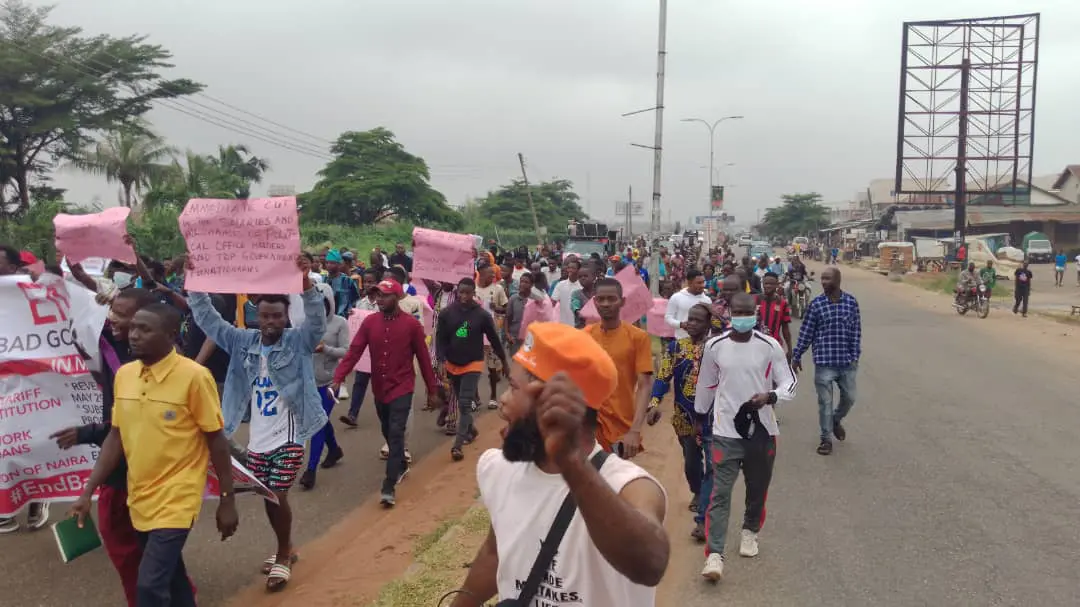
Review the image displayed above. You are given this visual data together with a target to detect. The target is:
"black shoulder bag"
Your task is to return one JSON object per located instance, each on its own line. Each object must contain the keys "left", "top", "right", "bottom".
{"left": 496, "top": 450, "right": 610, "bottom": 606}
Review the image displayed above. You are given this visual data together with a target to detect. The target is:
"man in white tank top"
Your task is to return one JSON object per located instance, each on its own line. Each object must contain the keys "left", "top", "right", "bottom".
{"left": 450, "top": 322, "right": 670, "bottom": 607}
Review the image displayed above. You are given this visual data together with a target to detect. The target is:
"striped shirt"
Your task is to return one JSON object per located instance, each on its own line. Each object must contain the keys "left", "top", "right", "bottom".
{"left": 791, "top": 291, "right": 861, "bottom": 368}
{"left": 755, "top": 295, "right": 791, "bottom": 344}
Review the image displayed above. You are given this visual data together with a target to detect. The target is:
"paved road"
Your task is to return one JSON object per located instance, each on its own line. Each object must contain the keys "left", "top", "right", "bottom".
{"left": 1, "top": 378, "right": 504, "bottom": 607}
{"left": 658, "top": 261, "right": 1080, "bottom": 606}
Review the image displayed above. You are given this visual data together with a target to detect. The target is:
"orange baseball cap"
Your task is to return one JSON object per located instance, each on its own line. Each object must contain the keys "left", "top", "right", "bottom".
{"left": 513, "top": 322, "right": 617, "bottom": 410}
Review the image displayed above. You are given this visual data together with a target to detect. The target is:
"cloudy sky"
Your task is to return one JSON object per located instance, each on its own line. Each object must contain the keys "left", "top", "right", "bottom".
{"left": 40, "top": 0, "right": 1080, "bottom": 229}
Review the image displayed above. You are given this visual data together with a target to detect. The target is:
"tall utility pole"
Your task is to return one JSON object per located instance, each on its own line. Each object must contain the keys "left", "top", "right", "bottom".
{"left": 681, "top": 116, "right": 743, "bottom": 216}
{"left": 650, "top": 0, "right": 668, "bottom": 234}
{"left": 954, "top": 57, "right": 971, "bottom": 248}
{"left": 517, "top": 153, "right": 544, "bottom": 247}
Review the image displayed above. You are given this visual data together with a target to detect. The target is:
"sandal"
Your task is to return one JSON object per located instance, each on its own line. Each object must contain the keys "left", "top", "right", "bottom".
{"left": 260, "top": 553, "right": 298, "bottom": 575}
{"left": 450, "top": 447, "right": 464, "bottom": 462}
{"left": 266, "top": 562, "right": 292, "bottom": 592}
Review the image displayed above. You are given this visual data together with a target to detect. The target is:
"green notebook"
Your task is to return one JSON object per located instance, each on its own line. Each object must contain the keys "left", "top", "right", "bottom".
{"left": 52, "top": 515, "right": 102, "bottom": 563}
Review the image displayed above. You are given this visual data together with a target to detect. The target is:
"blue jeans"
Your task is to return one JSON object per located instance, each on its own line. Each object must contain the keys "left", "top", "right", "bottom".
{"left": 308, "top": 386, "right": 340, "bottom": 470}
{"left": 135, "top": 528, "right": 195, "bottom": 607}
{"left": 695, "top": 435, "right": 712, "bottom": 525}
{"left": 814, "top": 363, "right": 858, "bottom": 440}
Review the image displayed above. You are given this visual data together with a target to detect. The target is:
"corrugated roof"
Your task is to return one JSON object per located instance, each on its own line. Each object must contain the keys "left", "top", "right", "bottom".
{"left": 1051, "top": 165, "right": 1080, "bottom": 190}
{"left": 896, "top": 205, "right": 1080, "bottom": 230}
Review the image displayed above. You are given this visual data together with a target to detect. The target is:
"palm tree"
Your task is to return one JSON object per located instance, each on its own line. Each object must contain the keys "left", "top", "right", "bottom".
{"left": 71, "top": 127, "right": 177, "bottom": 208}
{"left": 211, "top": 144, "right": 270, "bottom": 198}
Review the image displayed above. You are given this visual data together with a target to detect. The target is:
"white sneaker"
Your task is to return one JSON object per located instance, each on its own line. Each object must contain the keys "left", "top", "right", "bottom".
{"left": 487, "top": 399, "right": 498, "bottom": 410}
{"left": 379, "top": 444, "right": 389, "bottom": 460}
{"left": 404, "top": 449, "right": 413, "bottom": 464}
{"left": 739, "top": 529, "right": 759, "bottom": 557}
{"left": 701, "top": 553, "right": 724, "bottom": 581}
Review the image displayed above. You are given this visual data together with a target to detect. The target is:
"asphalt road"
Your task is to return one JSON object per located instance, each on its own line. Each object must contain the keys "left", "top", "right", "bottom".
{"left": 0, "top": 377, "right": 504, "bottom": 607}
{"left": 659, "top": 260, "right": 1080, "bottom": 606}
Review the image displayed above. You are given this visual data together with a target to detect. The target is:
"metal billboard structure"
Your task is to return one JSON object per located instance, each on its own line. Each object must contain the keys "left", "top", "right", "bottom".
{"left": 895, "top": 13, "right": 1040, "bottom": 243}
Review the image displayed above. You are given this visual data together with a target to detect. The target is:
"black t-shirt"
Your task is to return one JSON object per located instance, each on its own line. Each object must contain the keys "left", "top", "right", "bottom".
{"left": 183, "top": 293, "right": 235, "bottom": 383}
{"left": 788, "top": 265, "right": 806, "bottom": 282}
{"left": 389, "top": 252, "right": 412, "bottom": 272}
{"left": 1014, "top": 269, "right": 1033, "bottom": 293}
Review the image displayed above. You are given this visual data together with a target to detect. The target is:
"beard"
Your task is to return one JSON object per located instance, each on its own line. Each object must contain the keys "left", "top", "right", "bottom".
{"left": 501, "top": 414, "right": 547, "bottom": 465}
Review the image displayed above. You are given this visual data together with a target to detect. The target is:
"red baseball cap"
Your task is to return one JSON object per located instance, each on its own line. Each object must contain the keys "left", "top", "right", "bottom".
{"left": 18, "top": 251, "right": 38, "bottom": 267}
{"left": 376, "top": 279, "right": 404, "bottom": 297}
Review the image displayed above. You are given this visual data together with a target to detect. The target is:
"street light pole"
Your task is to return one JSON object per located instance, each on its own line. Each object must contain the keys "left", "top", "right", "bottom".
{"left": 681, "top": 116, "right": 743, "bottom": 217}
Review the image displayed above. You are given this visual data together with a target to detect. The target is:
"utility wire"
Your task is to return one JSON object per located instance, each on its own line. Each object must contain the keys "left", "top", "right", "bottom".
{"left": 86, "top": 44, "right": 333, "bottom": 147}
{"left": 0, "top": 37, "right": 334, "bottom": 161}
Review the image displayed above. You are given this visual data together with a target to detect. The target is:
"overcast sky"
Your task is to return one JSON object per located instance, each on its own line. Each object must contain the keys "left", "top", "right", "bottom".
{"left": 39, "top": 0, "right": 1080, "bottom": 228}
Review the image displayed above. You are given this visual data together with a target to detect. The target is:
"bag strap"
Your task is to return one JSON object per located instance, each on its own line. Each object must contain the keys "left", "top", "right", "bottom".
{"left": 515, "top": 450, "right": 610, "bottom": 605}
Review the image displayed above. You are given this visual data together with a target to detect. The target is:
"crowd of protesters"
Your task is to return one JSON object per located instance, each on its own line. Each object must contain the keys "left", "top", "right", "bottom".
{"left": 1, "top": 228, "right": 864, "bottom": 605}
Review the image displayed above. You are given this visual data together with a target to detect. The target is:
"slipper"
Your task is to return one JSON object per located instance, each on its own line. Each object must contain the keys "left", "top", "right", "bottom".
{"left": 266, "top": 562, "right": 292, "bottom": 592}
{"left": 260, "top": 553, "right": 298, "bottom": 575}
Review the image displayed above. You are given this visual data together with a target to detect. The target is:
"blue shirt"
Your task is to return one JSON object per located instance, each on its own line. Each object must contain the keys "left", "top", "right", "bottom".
{"left": 1055, "top": 254, "right": 1067, "bottom": 268}
{"left": 328, "top": 273, "right": 359, "bottom": 317}
{"left": 792, "top": 291, "right": 861, "bottom": 368}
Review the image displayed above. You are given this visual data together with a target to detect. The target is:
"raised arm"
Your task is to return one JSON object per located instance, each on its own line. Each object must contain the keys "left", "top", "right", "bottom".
{"left": 295, "top": 258, "right": 325, "bottom": 352}
{"left": 188, "top": 292, "right": 245, "bottom": 355}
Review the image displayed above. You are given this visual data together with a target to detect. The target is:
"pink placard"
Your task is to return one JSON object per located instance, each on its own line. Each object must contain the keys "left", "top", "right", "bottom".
{"left": 180, "top": 197, "right": 302, "bottom": 294}
{"left": 578, "top": 265, "right": 652, "bottom": 324}
{"left": 347, "top": 309, "right": 375, "bottom": 373}
{"left": 411, "top": 227, "right": 475, "bottom": 285}
{"left": 646, "top": 297, "right": 675, "bottom": 337}
{"left": 519, "top": 298, "right": 557, "bottom": 339}
{"left": 53, "top": 207, "right": 136, "bottom": 264}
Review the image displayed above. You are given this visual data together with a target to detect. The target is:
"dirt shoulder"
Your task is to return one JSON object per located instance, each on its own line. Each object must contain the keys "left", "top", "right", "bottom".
{"left": 225, "top": 412, "right": 505, "bottom": 607}
{"left": 226, "top": 397, "right": 690, "bottom": 607}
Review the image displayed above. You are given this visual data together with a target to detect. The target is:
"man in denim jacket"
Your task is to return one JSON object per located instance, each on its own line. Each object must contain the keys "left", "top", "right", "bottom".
{"left": 187, "top": 255, "right": 326, "bottom": 591}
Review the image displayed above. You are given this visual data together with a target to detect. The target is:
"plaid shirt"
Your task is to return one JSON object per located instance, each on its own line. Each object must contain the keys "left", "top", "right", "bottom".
{"left": 792, "top": 291, "right": 861, "bottom": 368}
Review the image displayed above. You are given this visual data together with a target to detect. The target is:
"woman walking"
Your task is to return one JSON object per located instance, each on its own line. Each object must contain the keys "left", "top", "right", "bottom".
{"left": 301, "top": 284, "right": 350, "bottom": 489}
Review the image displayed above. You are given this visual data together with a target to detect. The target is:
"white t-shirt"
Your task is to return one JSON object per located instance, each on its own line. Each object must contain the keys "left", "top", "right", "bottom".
{"left": 248, "top": 347, "right": 295, "bottom": 453}
{"left": 694, "top": 329, "right": 797, "bottom": 439}
{"left": 1074, "top": 255, "right": 1080, "bottom": 271}
{"left": 478, "top": 446, "right": 666, "bottom": 607}
{"left": 475, "top": 282, "right": 509, "bottom": 310}
{"left": 664, "top": 289, "right": 712, "bottom": 339}
{"left": 552, "top": 279, "right": 580, "bottom": 326}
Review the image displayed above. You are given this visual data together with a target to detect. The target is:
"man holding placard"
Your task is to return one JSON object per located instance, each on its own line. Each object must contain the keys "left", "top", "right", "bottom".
{"left": 186, "top": 255, "right": 327, "bottom": 591}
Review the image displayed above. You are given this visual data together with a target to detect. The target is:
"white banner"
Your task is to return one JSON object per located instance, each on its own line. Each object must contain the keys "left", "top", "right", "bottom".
{"left": 0, "top": 275, "right": 104, "bottom": 516}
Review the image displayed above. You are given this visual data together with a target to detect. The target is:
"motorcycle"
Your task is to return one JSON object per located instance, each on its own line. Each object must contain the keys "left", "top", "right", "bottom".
{"left": 955, "top": 284, "right": 990, "bottom": 318}
{"left": 787, "top": 273, "right": 815, "bottom": 319}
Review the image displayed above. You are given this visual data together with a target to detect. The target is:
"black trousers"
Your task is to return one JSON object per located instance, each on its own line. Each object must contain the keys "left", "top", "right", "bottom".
{"left": 135, "top": 528, "right": 195, "bottom": 607}
{"left": 375, "top": 393, "right": 413, "bottom": 494}
{"left": 1013, "top": 290, "right": 1030, "bottom": 315}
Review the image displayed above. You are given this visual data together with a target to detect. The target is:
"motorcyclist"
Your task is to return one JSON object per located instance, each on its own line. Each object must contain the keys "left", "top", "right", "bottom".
{"left": 785, "top": 256, "right": 808, "bottom": 303}
{"left": 956, "top": 262, "right": 982, "bottom": 305}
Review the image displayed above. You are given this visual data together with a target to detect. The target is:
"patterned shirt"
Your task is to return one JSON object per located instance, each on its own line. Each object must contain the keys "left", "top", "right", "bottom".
{"left": 792, "top": 291, "right": 861, "bottom": 368}
{"left": 650, "top": 337, "right": 705, "bottom": 437}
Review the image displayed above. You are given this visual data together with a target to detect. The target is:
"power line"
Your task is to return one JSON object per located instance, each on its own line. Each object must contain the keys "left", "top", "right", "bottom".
{"left": 86, "top": 45, "right": 333, "bottom": 147}
{"left": 0, "top": 37, "right": 334, "bottom": 161}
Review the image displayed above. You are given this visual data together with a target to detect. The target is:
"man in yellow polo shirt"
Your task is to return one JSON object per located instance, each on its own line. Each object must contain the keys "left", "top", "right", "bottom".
{"left": 71, "top": 303, "right": 237, "bottom": 607}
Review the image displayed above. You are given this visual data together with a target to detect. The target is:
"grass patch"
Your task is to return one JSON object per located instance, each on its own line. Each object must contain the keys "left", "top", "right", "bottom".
{"left": 414, "top": 519, "right": 455, "bottom": 556}
{"left": 902, "top": 271, "right": 1014, "bottom": 298}
{"left": 372, "top": 507, "right": 493, "bottom": 607}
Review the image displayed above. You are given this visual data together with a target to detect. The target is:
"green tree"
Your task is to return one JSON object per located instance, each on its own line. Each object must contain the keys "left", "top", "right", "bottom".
{"left": 299, "top": 128, "right": 462, "bottom": 229}
{"left": 210, "top": 144, "right": 269, "bottom": 199}
{"left": 474, "top": 178, "right": 586, "bottom": 234}
{"left": 143, "top": 150, "right": 241, "bottom": 207}
{"left": 70, "top": 125, "right": 176, "bottom": 208}
{"left": 0, "top": 0, "right": 202, "bottom": 213}
{"left": 758, "top": 192, "right": 830, "bottom": 240}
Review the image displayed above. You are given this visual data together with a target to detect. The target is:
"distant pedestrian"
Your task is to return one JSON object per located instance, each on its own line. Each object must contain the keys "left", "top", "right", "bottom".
{"left": 1054, "top": 250, "right": 1066, "bottom": 287}
{"left": 1013, "top": 261, "right": 1033, "bottom": 317}
{"left": 791, "top": 267, "right": 861, "bottom": 456}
